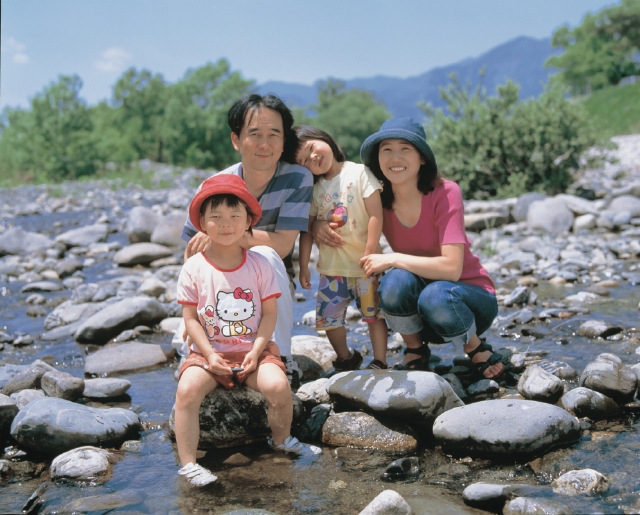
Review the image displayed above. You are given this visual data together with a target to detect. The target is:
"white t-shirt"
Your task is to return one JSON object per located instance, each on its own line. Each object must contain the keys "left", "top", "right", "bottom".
{"left": 177, "top": 250, "right": 281, "bottom": 353}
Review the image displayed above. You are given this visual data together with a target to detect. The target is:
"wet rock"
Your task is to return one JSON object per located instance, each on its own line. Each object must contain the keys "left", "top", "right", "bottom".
{"left": 562, "top": 387, "right": 621, "bottom": 419}
{"left": 299, "top": 403, "right": 331, "bottom": 441}
{"left": 45, "top": 489, "right": 143, "bottom": 513}
{"left": 138, "top": 276, "right": 167, "bottom": 297}
{"left": 114, "top": 242, "right": 173, "bottom": 266}
{"left": 564, "top": 291, "right": 604, "bottom": 306}
{"left": 322, "top": 412, "right": 418, "bottom": 454}
{"left": 295, "top": 378, "right": 330, "bottom": 405}
{"left": 169, "top": 387, "right": 304, "bottom": 448}
{"left": 326, "top": 370, "right": 463, "bottom": 425}
{"left": 50, "top": 446, "right": 112, "bottom": 482}
{"left": 441, "top": 373, "right": 468, "bottom": 401}
{"left": 579, "top": 353, "right": 637, "bottom": 403}
{"left": 41, "top": 371, "right": 85, "bottom": 401}
{"left": 462, "top": 483, "right": 550, "bottom": 512}
{"left": 538, "top": 361, "right": 578, "bottom": 381}
{"left": 75, "top": 296, "right": 167, "bottom": 344}
{"left": 467, "top": 379, "right": 499, "bottom": 397}
{"left": 527, "top": 197, "right": 574, "bottom": 234}
{"left": 83, "top": 378, "right": 131, "bottom": 398}
{"left": 513, "top": 193, "right": 548, "bottom": 222}
{"left": 56, "top": 223, "right": 109, "bottom": 248}
{"left": 55, "top": 258, "right": 83, "bottom": 278}
{"left": 150, "top": 211, "right": 185, "bottom": 246}
{"left": 292, "top": 335, "right": 338, "bottom": 372}
{"left": 576, "top": 320, "right": 623, "bottom": 339}
{"left": 26, "top": 305, "right": 48, "bottom": 317}
{"left": 21, "top": 280, "right": 63, "bottom": 293}
{"left": 10, "top": 397, "right": 141, "bottom": 454}
{"left": 503, "top": 286, "right": 532, "bottom": 307}
{"left": 381, "top": 457, "right": 420, "bottom": 481}
{"left": 120, "top": 440, "right": 141, "bottom": 452}
{"left": 127, "top": 206, "right": 160, "bottom": 243}
{"left": 2, "top": 365, "right": 50, "bottom": 395}
{"left": 0, "top": 394, "right": 19, "bottom": 437}
{"left": 552, "top": 468, "right": 609, "bottom": 496}
{"left": 0, "top": 227, "right": 54, "bottom": 255}
{"left": 223, "top": 453, "right": 252, "bottom": 466}
{"left": 517, "top": 365, "right": 564, "bottom": 404}
{"left": 84, "top": 342, "right": 171, "bottom": 376}
{"left": 11, "top": 389, "right": 46, "bottom": 409}
{"left": 503, "top": 496, "right": 598, "bottom": 515}
{"left": 433, "top": 400, "right": 580, "bottom": 458}
{"left": 359, "top": 489, "right": 412, "bottom": 515}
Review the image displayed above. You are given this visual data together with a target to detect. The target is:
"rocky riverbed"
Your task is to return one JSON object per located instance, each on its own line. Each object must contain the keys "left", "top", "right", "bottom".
{"left": 1, "top": 136, "right": 639, "bottom": 515}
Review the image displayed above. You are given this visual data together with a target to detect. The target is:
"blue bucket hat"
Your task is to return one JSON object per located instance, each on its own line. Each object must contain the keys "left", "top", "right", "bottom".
{"left": 360, "top": 117, "right": 437, "bottom": 174}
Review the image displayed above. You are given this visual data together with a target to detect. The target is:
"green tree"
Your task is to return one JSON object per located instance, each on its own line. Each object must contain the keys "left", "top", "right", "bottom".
{"left": 0, "top": 75, "right": 98, "bottom": 182}
{"left": 546, "top": 0, "right": 640, "bottom": 94}
{"left": 303, "top": 79, "right": 390, "bottom": 161}
{"left": 421, "top": 74, "right": 600, "bottom": 199}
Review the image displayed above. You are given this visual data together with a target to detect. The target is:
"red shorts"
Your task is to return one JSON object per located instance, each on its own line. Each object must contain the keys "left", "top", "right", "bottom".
{"left": 177, "top": 341, "right": 285, "bottom": 390}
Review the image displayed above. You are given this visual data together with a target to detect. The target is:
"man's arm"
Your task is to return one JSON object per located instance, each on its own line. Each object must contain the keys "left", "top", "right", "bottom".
{"left": 240, "top": 229, "right": 299, "bottom": 259}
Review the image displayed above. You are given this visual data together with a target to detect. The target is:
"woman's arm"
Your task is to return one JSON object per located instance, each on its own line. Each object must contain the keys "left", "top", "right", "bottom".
{"left": 363, "top": 190, "right": 383, "bottom": 256}
{"left": 241, "top": 297, "right": 277, "bottom": 374}
{"left": 359, "top": 243, "right": 464, "bottom": 281}
{"left": 309, "top": 219, "right": 344, "bottom": 248}
{"left": 182, "top": 305, "right": 232, "bottom": 375}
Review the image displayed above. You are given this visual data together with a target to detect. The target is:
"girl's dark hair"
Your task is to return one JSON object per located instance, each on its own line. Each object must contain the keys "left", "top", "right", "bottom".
{"left": 199, "top": 193, "right": 255, "bottom": 235}
{"left": 282, "top": 126, "right": 346, "bottom": 182}
{"left": 367, "top": 142, "right": 442, "bottom": 210}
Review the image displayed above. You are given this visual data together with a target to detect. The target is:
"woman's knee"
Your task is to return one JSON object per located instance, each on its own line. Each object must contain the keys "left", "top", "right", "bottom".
{"left": 379, "top": 269, "right": 422, "bottom": 311}
{"left": 418, "top": 282, "right": 462, "bottom": 327}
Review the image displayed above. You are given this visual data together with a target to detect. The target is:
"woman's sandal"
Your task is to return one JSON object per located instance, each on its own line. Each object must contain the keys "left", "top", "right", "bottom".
{"left": 392, "top": 345, "right": 431, "bottom": 371}
{"left": 461, "top": 338, "right": 513, "bottom": 384}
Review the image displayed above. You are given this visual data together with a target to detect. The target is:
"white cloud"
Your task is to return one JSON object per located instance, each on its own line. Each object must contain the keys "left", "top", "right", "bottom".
{"left": 1, "top": 37, "right": 29, "bottom": 64}
{"left": 94, "top": 47, "right": 132, "bottom": 73}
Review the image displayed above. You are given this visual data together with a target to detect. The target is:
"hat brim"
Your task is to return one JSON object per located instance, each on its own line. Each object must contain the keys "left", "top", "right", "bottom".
{"left": 360, "top": 128, "right": 436, "bottom": 171}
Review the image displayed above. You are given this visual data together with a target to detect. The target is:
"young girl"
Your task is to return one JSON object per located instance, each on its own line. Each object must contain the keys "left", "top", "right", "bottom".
{"left": 175, "top": 174, "right": 320, "bottom": 487}
{"left": 285, "top": 126, "right": 389, "bottom": 371}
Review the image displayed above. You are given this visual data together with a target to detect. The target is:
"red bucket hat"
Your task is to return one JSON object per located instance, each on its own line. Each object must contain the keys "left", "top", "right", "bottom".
{"left": 188, "top": 174, "right": 262, "bottom": 232}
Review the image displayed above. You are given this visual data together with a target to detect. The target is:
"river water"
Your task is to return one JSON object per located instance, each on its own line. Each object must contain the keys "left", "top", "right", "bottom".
{"left": 1, "top": 200, "right": 640, "bottom": 514}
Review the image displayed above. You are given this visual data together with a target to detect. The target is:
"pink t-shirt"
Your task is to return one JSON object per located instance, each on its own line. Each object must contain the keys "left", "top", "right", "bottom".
{"left": 382, "top": 179, "right": 495, "bottom": 294}
{"left": 177, "top": 250, "right": 281, "bottom": 353}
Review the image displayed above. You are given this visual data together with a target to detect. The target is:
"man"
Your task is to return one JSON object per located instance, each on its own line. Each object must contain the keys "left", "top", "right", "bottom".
{"left": 181, "top": 93, "right": 313, "bottom": 389}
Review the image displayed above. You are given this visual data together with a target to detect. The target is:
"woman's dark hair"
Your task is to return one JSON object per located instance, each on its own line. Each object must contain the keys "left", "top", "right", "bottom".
{"left": 228, "top": 94, "right": 294, "bottom": 137}
{"left": 199, "top": 193, "right": 255, "bottom": 235}
{"left": 367, "top": 142, "right": 442, "bottom": 210}
{"left": 282, "top": 125, "right": 346, "bottom": 183}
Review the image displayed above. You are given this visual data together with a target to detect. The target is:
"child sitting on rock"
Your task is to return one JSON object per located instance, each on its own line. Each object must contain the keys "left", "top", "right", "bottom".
{"left": 175, "top": 174, "right": 320, "bottom": 487}
{"left": 284, "top": 126, "right": 389, "bottom": 371}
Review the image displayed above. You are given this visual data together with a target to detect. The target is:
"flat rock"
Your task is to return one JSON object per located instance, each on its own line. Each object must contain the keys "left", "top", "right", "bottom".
{"left": 75, "top": 296, "right": 167, "bottom": 344}
{"left": 113, "top": 243, "right": 173, "bottom": 266}
{"left": 84, "top": 342, "right": 170, "bottom": 376}
{"left": 576, "top": 320, "right": 623, "bottom": 339}
{"left": 56, "top": 223, "right": 109, "bottom": 248}
{"left": 433, "top": 400, "right": 580, "bottom": 458}
{"left": 517, "top": 365, "right": 564, "bottom": 404}
{"left": 0, "top": 227, "right": 54, "bottom": 255}
{"left": 326, "top": 370, "right": 463, "bottom": 425}
{"left": 83, "top": 378, "right": 131, "bottom": 398}
{"left": 561, "top": 387, "right": 621, "bottom": 419}
{"left": 2, "top": 365, "right": 50, "bottom": 395}
{"left": 50, "top": 446, "right": 112, "bottom": 482}
{"left": 10, "top": 397, "right": 141, "bottom": 454}
{"left": 551, "top": 468, "right": 609, "bottom": 496}
{"left": 579, "top": 353, "right": 637, "bottom": 403}
{"left": 359, "top": 489, "right": 412, "bottom": 515}
{"left": 21, "top": 281, "right": 63, "bottom": 293}
{"left": 41, "top": 371, "right": 85, "bottom": 401}
{"left": 322, "top": 412, "right": 418, "bottom": 454}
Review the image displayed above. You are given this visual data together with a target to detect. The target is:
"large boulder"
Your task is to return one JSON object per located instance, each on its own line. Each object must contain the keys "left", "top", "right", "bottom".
{"left": 517, "top": 365, "right": 564, "bottom": 404}
{"left": 56, "top": 224, "right": 109, "bottom": 248}
{"left": 326, "top": 370, "right": 463, "bottom": 425}
{"left": 0, "top": 227, "right": 54, "bottom": 256}
{"left": 561, "top": 387, "right": 621, "bottom": 419}
{"left": 433, "top": 400, "right": 580, "bottom": 458}
{"left": 84, "top": 343, "right": 171, "bottom": 376}
{"left": 579, "top": 353, "right": 637, "bottom": 403}
{"left": 608, "top": 194, "right": 640, "bottom": 217}
{"left": 150, "top": 212, "right": 185, "bottom": 247}
{"left": 75, "top": 297, "right": 167, "bottom": 344}
{"left": 526, "top": 197, "right": 574, "bottom": 234}
{"left": 113, "top": 243, "right": 173, "bottom": 266}
{"left": 126, "top": 206, "right": 160, "bottom": 243}
{"left": 10, "top": 397, "right": 141, "bottom": 454}
{"left": 50, "top": 446, "right": 112, "bottom": 482}
{"left": 512, "top": 193, "right": 547, "bottom": 222}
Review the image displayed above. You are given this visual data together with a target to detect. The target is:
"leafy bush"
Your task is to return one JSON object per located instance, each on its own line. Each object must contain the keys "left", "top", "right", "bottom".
{"left": 420, "top": 74, "right": 602, "bottom": 199}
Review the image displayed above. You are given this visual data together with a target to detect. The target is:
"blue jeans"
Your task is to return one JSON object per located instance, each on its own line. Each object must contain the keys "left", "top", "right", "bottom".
{"left": 378, "top": 268, "right": 498, "bottom": 351}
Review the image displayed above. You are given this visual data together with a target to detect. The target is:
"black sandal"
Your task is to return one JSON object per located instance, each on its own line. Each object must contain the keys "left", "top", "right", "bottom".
{"left": 463, "top": 339, "right": 512, "bottom": 383}
{"left": 393, "top": 345, "right": 431, "bottom": 371}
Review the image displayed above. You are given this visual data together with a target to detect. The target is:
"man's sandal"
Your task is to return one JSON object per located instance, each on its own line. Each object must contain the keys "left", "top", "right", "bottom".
{"left": 463, "top": 339, "right": 512, "bottom": 383}
{"left": 393, "top": 345, "right": 431, "bottom": 371}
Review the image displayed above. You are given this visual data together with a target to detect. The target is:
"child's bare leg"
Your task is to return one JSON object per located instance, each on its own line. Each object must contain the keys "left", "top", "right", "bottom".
{"left": 325, "top": 326, "right": 350, "bottom": 360}
{"left": 175, "top": 366, "right": 218, "bottom": 466}
{"left": 368, "top": 319, "right": 388, "bottom": 364}
{"left": 245, "top": 362, "right": 293, "bottom": 446}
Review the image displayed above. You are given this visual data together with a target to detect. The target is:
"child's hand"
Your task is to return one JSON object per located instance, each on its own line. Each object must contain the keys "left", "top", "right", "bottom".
{"left": 206, "top": 353, "right": 232, "bottom": 375}
{"left": 241, "top": 349, "right": 260, "bottom": 375}
{"left": 299, "top": 267, "right": 312, "bottom": 290}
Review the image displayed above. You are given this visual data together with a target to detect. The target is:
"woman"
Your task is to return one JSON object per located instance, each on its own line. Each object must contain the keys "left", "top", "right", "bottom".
{"left": 315, "top": 118, "right": 506, "bottom": 380}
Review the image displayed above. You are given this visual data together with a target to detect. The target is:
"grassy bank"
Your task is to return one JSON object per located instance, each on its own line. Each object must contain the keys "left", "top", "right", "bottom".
{"left": 582, "top": 82, "right": 640, "bottom": 139}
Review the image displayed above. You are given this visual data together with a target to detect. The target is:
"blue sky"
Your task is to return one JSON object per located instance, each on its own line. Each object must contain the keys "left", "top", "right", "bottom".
{"left": 1, "top": 0, "right": 617, "bottom": 110}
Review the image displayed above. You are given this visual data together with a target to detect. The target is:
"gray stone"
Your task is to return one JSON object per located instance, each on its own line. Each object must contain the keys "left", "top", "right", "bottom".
{"left": 126, "top": 206, "right": 160, "bottom": 243}
{"left": 512, "top": 193, "right": 548, "bottom": 222}
{"left": 503, "top": 496, "right": 593, "bottom": 515}
{"left": 464, "top": 212, "right": 507, "bottom": 232}
{"left": 462, "top": 483, "right": 550, "bottom": 511}
{"left": 517, "top": 365, "right": 564, "bottom": 404}
{"left": 576, "top": 320, "right": 623, "bottom": 339}
{"left": 138, "top": 277, "right": 167, "bottom": 297}
{"left": 75, "top": 296, "right": 167, "bottom": 344}
{"left": 10, "top": 397, "right": 141, "bottom": 454}
{"left": 562, "top": 387, "right": 621, "bottom": 419}
{"left": 10, "top": 389, "right": 46, "bottom": 409}
{"left": 0, "top": 394, "right": 19, "bottom": 437}
{"left": 573, "top": 213, "right": 597, "bottom": 232}
{"left": 538, "top": 361, "right": 578, "bottom": 381}
{"left": 300, "top": 403, "right": 331, "bottom": 441}
{"left": 113, "top": 242, "right": 173, "bottom": 266}
{"left": 609, "top": 194, "right": 640, "bottom": 217}
{"left": 555, "top": 194, "right": 600, "bottom": 216}
{"left": 467, "top": 379, "right": 499, "bottom": 396}
{"left": 50, "top": 446, "right": 111, "bottom": 482}
{"left": 41, "top": 371, "right": 85, "bottom": 401}
{"left": 44, "top": 301, "right": 106, "bottom": 330}
{"left": 295, "top": 378, "right": 330, "bottom": 405}
{"left": 2, "top": 366, "right": 49, "bottom": 395}
{"left": 21, "top": 280, "right": 63, "bottom": 293}
{"left": 358, "top": 489, "right": 412, "bottom": 515}
{"left": 0, "top": 227, "right": 54, "bottom": 256}
{"left": 326, "top": 370, "right": 463, "bottom": 425}
{"left": 84, "top": 342, "right": 170, "bottom": 376}
{"left": 503, "top": 286, "right": 531, "bottom": 307}
{"left": 527, "top": 197, "right": 574, "bottom": 234}
{"left": 579, "top": 353, "right": 637, "bottom": 402}
{"left": 83, "top": 378, "right": 131, "bottom": 398}
{"left": 292, "top": 335, "right": 337, "bottom": 371}
{"left": 56, "top": 223, "right": 109, "bottom": 248}
{"left": 552, "top": 468, "right": 609, "bottom": 496}
{"left": 150, "top": 212, "right": 185, "bottom": 247}
{"left": 613, "top": 210, "right": 633, "bottom": 225}
{"left": 322, "top": 412, "right": 418, "bottom": 454}
{"left": 433, "top": 400, "right": 580, "bottom": 458}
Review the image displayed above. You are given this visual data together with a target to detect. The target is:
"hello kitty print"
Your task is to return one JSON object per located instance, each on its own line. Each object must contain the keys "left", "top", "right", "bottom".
{"left": 177, "top": 250, "right": 281, "bottom": 353}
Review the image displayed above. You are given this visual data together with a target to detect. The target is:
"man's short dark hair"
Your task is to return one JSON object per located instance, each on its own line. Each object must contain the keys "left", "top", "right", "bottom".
{"left": 228, "top": 94, "right": 294, "bottom": 137}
